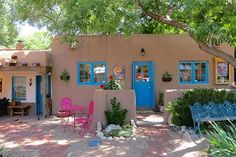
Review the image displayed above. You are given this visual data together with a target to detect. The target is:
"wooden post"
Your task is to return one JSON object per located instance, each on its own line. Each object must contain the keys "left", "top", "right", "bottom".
{"left": 41, "top": 74, "right": 48, "bottom": 117}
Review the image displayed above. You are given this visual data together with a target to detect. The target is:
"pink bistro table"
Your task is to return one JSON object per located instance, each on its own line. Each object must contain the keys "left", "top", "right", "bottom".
{"left": 70, "top": 105, "right": 86, "bottom": 115}
{"left": 70, "top": 105, "right": 86, "bottom": 129}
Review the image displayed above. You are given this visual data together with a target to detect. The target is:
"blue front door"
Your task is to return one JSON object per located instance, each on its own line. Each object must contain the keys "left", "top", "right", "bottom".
{"left": 36, "top": 76, "right": 43, "bottom": 114}
{"left": 132, "top": 61, "right": 155, "bottom": 108}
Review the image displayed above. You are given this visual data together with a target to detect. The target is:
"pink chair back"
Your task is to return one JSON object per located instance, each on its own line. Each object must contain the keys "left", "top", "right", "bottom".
{"left": 88, "top": 100, "right": 95, "bottom": 124}
{"left": 60, "top": 97, "right": 72, "bottom": 111}
{"left": 73, "top": 100, "right": 95, "bottom": 135}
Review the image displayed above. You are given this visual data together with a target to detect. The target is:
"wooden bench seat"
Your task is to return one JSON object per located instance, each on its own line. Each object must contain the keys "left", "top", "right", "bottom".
{"left": 8, "top": 105, "right": 31, "bottom": 116}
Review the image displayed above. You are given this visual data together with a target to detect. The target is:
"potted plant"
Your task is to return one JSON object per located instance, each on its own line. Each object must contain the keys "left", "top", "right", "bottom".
{"left": 162, "top": 71, "right": 172, "bottom": 82}
{"left": 60, "top": 70, "right": 70, "bottom": 81}
{"left": 0, "top": 97, "right": 9, "bottom": 115}
{"left": 158, "top": 92, "right": 164, "bottom": 112}
{"left": 11, "top": 55, "right": 18, "bottom": 61}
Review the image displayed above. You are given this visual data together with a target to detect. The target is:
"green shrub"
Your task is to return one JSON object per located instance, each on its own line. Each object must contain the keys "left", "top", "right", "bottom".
{"left": 0, "top": 97, "right": 9, "bottom": 108}
{"left": 207, "top": 121, "right": 236, "bottom": 157}
{"left": 100, "top": 76, "right": 122, "bottom": 90}
{"left": 105, "top": 97, "right": 128, "bottom": 126}
{"left": 166, "top": 88, "right": 236, "bottom": 127}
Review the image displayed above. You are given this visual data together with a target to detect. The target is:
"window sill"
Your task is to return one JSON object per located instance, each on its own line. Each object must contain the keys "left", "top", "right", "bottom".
{"left": 179, "top": 82, "right": 209, "bottom": 85}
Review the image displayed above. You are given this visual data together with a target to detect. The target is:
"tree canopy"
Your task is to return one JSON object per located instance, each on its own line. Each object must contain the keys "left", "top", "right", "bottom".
{"left": 0, "top": 0, "right": 18, "bottom": 47}
{"left": 20, "top": 31, "right": 52, "bottom": 50}
{"left": 13, "top": 0, "right": 236, "bottom": 66}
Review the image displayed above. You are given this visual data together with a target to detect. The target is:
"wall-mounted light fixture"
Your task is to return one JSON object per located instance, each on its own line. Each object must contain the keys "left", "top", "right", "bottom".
{"left": 141, "top": 48, "right": 145, "bottom": 56}
{"left": 29, "top": 78, "right": 32, "bottom": 86}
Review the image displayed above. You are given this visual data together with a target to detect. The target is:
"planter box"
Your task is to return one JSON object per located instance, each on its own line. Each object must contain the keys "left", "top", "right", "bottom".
{"left": 162, "top": 77, "right": 172, "bottom": 82}
{"left": 92, "top": 90, "right": 136, "bottom": 129}
{"left": 9, "top": 62, "right": 16, "bottom": 66}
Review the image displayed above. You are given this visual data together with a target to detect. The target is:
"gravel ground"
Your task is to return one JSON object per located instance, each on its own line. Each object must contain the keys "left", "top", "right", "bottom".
{"left": 0, "top": 115, "right": 208, "bottom": 157}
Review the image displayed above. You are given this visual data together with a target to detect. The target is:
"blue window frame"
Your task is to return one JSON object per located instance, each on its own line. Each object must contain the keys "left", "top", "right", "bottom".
{"left": 77, "top": 62, "right": 107, "bottom": 85}
{"left": 179, "top": 61, "right": 208, "bottom": 84}
{"left": 12, "top": 76, "right": 27, "bottom": 100}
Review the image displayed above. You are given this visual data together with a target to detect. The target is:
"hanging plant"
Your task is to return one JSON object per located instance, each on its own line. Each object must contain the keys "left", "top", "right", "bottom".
{"left": 60, "top": 70, "right": 70, "bottom": 81}
{"left": 162, "top": 71, "right": 172, "bottom": 82}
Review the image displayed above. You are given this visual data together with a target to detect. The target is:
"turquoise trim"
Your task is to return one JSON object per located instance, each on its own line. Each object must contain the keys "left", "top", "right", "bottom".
{"left": 179, "top": 61, "right": 209, "bottom": 84}
{"left": 77, "top": 62, "right": 107, "bottom": 86}
{"left": 152, "top": 61, "right": 155, "bottom": 107}
{"left": 12, "top": 76, "right": 27, "bottom": 101}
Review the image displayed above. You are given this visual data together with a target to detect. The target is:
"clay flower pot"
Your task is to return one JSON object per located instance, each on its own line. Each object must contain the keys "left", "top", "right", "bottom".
{"left": 9, "top": 62, "right": 16, "bottom": 66}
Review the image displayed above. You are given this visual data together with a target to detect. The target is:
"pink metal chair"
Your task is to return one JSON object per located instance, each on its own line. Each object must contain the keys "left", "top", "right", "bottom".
{"left": 73, "top": 100, "right": 95, "bottom": 136}
{"left": 57, "top": 97, "right": 73, "bottom": 129}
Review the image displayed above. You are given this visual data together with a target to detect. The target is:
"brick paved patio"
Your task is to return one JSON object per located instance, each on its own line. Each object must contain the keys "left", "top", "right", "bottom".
{"left": 0, "top": 114, "right": 208, "bottom": 157}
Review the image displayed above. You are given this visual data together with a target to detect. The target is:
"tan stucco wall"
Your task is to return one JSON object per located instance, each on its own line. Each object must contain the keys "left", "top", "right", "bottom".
{"left": 0, "top": 50, "right": 51, "bottom": 67}
{"left": 51, "top": 34, "right": 234, "bottom": 113}
{"left": 0, "top": 50, "right": 51, "bottom": 115}
{"left": 163, "top": 89, "right": 186, "bottom": 123}
{"left": 92, "top": 90, "right": 136, "bottom": 129}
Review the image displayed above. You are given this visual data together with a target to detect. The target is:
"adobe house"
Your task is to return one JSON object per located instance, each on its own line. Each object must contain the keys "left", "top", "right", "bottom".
{"left": 0, "top": 41, "right": 52, "bottom": 116}
{"left": 51, "top": 34, "right": 234, "bottom": 124}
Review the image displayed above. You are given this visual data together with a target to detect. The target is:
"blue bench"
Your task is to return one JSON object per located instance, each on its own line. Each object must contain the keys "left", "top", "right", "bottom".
{"left": 190, "top": 101, "right": 236, "bottom": 134}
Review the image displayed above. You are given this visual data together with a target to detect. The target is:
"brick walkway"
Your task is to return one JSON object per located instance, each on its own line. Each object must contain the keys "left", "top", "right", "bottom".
{"left": 0, "top": 114, "right": 208, "bottom": 157}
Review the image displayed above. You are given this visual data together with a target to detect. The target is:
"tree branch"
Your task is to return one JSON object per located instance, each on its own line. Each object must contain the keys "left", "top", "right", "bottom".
{"left": 145, "top": 11, "right": 189, "bottom": 32}
{"left": 136, "top": 0, "right": 189, "bottom": 31}
{"left": 136, "top": 0, "right": 236, "bottom": 67}
{"left": 190, "top": 34, "right": 236, "bottom": 67}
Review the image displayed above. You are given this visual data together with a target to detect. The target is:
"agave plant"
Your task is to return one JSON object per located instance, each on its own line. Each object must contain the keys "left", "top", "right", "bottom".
{"left": 0, "top": 145, "right": 4, "bottom": 156}
{"left": 207, "top": 121, "right": 236, "bottom": 157}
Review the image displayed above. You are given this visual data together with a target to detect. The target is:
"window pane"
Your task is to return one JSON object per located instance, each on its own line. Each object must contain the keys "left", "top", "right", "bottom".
{"left": 136, "top": 65, "right": 143, "bottom": 81}
{"left": 13, "top": 77, "right": 26, "bottom": 100}
{"left": 135, "top": 65, "right": 149, "bottom": 82}
{"left": 94, "top": 64, "right": 106, "bottom": 82}
{"left": 201, "top": 63, "right": 207, "bottom": 81}
{"left": 179, "top": 63, "right": 192, "bottom": 82}
{"left": 217, "top": 62, "right": 229, "bottom": 83}
{"left": 195, "top": 62, "right": 207, "bottom": 82}
{"left": 80, "top": 64, "right": 91, "bottom": 82}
